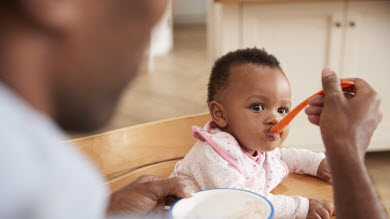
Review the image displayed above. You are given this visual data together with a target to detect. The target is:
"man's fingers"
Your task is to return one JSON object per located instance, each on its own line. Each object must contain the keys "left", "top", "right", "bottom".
{"left": 308, "top": 115, "right": 320, "bottom": 126}
{"left": 305, "top": 106, "right": 323, "bottom": 116}
{"left": 342, "top": 77, "right": 374, "bottom": 96}
{"left": 165, "top": 195, "right": 179, "bottom": 206}
{"left": 155, "top": 199, "right": 165, "bottom": 210}
{"left": 308, "top": 95, "right": 325, "bottom": 106}
{"left": 321, "top": 68, "right": 344, "bottom": 101}
{"left": 150, "top": 177, "right": 193, "bottom": 202}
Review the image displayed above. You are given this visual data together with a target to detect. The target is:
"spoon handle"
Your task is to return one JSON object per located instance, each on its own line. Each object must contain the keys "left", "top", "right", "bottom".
{"left": 268, "top": 81, "right": 355, "bottom": 134}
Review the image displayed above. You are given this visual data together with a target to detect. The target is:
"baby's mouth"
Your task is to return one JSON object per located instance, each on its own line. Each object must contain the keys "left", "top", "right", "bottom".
{"left": 265, "top": 128, "right": 280, "bottom": 141}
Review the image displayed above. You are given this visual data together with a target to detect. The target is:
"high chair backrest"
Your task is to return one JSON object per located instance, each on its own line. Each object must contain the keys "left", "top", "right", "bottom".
{"left": 70, "top": 113, "right": 211, "bottom": 193}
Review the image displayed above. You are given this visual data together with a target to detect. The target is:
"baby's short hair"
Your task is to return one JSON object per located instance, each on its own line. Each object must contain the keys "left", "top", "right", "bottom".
{"left": 207, "top": 48, "right": 282, "bottom": 104}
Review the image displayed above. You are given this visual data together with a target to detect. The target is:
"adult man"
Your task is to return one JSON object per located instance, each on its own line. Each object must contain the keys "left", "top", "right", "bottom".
{"left": 0, "top": 1, "right": 190, "bottom": 219}
{"left": 0, "top": 0, "right": 386, "bottom": 219}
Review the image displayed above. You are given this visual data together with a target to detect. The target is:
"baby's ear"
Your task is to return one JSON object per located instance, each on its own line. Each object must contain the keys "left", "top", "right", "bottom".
{"left": 209, "top": 100, "right": 228, "bottom": 129}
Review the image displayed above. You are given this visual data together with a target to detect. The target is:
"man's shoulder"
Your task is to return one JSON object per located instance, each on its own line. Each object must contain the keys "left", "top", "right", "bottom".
{"left": 0, "top": 129, "right": 108, "bottom": 218}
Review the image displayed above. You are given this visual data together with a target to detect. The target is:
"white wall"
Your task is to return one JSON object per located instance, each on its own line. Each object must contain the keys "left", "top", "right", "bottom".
{"left": 173, "top": 0, "right": 206, "bottom": 24}
{"left": 151, "top": 2, "right": 173, "bottom": 56}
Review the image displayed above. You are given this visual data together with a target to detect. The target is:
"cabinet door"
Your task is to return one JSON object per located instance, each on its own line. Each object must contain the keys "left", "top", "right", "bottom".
{"left": 242, "top": 2, "right": 346, "bottom": 151}
{"left": 343, "top": 1, "right": 390, "bottom": 151}
{"left": 207, "top": 1, "right": 241, "bottom": 61}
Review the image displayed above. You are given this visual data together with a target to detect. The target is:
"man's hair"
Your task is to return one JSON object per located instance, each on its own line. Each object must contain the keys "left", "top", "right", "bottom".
{"left": 0, "top": 2, "right": 20, "bottom": 11}
{"left": 207, "top": 47, "right": 283, "bottom": 104}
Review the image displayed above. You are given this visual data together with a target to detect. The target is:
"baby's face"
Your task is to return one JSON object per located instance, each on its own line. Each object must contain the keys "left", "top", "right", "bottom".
{"left": 220, "top": 63, "right": 291, "bottom": 153}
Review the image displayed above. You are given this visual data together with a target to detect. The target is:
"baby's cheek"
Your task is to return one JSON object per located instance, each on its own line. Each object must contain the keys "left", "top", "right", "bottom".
{"left": 241, "top": 126, "right": 268, "bottom": 148}
{"left": 234, "top": 130, "right": 254, "bottom": 147}
{"left": 280, "top": 125, "right": 291, "bottom": 143}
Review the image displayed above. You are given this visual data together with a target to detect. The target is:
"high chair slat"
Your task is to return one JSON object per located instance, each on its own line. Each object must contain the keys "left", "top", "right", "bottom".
{"left": 71, "top": 112, "right": 211, "bottom": 179}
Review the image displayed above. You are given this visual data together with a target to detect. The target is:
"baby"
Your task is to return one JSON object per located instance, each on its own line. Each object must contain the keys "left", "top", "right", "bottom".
{"left": 170, "top": 48, "right": 335, "bottom": 218}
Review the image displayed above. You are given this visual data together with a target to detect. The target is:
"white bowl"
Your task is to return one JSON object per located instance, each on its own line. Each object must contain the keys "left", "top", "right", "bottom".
{"left": 169, "top": 188, "right": 274, "bottom": 219}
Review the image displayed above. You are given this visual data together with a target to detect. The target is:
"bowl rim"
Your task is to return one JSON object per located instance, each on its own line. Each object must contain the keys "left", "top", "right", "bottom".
{"left": 168, "top": 188, "right": 274, "bottom": 219}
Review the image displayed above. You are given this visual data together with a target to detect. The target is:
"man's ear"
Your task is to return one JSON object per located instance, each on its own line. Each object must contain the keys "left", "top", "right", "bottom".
{"left": 209, "top": 100, "right": 228, "bottom": 129}
{"left": 21, "top": 0, "right": 80, "bottom": 33}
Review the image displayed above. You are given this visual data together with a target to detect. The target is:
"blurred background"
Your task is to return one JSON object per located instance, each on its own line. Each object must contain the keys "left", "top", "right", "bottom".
{"left": 70, "top": 0, "right": 210, "bottom": 138}
{"left": 71, "top": 0, "right": 390, "bottom": 209}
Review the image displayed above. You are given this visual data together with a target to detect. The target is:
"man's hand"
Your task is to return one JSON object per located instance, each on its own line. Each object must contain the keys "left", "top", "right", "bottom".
{"left": 107, "top": 175, "right": 193, "bottom": 216}
{"left": 305, "top": 68, "right": 382, "bottom": 158}
{"left": 317, "top": 159, "right": 332, "bottom": 184}
{"left": 305, "top": 68, "right": 387, "bottom": 219}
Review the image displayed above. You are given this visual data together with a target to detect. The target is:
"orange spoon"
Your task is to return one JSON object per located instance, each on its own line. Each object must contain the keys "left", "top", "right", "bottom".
{"left": 268, "top": 81, "right": 355, "bottom": 135}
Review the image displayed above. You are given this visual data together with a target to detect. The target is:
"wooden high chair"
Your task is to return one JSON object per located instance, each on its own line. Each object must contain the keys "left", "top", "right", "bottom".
{"left": 71, "top": 112, "right": 335, "bottom": 218}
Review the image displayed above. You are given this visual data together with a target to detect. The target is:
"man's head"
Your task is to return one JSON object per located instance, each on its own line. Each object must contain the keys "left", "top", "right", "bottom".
{"left": 207, "top": 48, "right": 291, "bottom": 153}
{"left": 0, "top": 0, "right": 167, "bottom": 132}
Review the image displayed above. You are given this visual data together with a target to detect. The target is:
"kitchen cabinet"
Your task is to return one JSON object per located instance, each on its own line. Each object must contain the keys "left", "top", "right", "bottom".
{"left": 207, "top": 0, "right": 390, "bottom": 151}
{"left": 342, "top": 1, "right": 390, "bottom": 152}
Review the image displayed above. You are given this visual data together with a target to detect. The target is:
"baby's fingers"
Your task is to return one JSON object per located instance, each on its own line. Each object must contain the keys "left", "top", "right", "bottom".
{"left": 317, "top": 207, "right": 331, "bottom": 219}
{"left": 323, "top": 172, "right": 333, "bottom": 184}
{"left": 307, "top": 213, "right": 322, "bottom": 219}
{"left": 323, "top": 202, "right": 336, "bottom": 216}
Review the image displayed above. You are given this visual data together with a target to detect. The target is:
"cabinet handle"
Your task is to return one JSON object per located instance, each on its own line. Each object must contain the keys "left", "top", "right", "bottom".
{"left": 334, "top": 22, "right": 342, "bottom": 28}
{"left": 349, "top": 21, "right": 356, "bottom": 27}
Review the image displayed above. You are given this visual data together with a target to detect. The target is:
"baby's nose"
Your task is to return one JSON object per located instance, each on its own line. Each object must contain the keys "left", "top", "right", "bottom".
{"left": 266, "top": 114, "right": 281, "bottom": 125}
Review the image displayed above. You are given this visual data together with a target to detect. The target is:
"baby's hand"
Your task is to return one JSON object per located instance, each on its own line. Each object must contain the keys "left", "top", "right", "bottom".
{"left": 307, "top": 199, "right": 335, "bottom": 219}
{"left": 317, "top": 158, "right": 332, "bottom": 184}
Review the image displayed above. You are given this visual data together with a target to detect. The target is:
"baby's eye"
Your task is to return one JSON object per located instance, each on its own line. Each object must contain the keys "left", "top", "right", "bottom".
{"left": 278, "top": 107, "right": 289, "bottom": 114}
{"left": 251, "top": 104, "right": 264, "bottom": 111}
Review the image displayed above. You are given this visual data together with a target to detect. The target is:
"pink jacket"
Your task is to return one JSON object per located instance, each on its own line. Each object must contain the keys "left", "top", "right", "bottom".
{"left": 171, "top": 121, "right": 326, "bottom": 219}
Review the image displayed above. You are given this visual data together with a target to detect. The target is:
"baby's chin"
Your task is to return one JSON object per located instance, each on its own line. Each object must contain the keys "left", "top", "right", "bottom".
{"left": 244, "top": 134, "right": 288, "bottom": 152}
{"left": 259, "top": 143, "right": 280, "bottom": 152}
{"left": 258, "top": 138, "right": 286, "bottom": 151}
